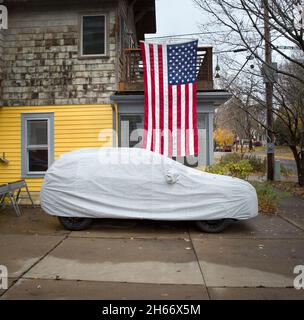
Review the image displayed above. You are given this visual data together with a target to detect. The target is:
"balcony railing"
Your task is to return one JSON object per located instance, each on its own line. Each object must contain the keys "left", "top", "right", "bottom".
{"left": 118, "top": 46, "right": 214, "bottom": 91}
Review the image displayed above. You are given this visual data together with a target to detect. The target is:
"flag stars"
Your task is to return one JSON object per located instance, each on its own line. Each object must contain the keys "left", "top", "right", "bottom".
{"left": 167, "top": 41, "right": 198, "bottom": 85}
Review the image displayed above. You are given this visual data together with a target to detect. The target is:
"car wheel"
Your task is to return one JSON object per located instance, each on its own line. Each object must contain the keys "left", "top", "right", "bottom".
{"left": 58, "top": 217, "right": 93, "bottom": 231}
{"left": 195, "top": 219, "right": 232, "bottom": 233}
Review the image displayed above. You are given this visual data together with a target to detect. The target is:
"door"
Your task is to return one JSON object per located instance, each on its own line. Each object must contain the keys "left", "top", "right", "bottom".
{"left": 119, "top": 114, "right": 144, "bottom": 148}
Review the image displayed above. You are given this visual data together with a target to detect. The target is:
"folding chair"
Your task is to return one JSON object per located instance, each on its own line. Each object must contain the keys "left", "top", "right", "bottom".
{"left": 8, "top": 180, "right": 35, "bottom": 208}
{"left": 0, "top": 183, "right": 22, "bottom": 216}
{"left": 0, "top": 184, "right": 9, "bottom": 210}
{"left": 1, "top": 180, "right": 35, "bottom": 217}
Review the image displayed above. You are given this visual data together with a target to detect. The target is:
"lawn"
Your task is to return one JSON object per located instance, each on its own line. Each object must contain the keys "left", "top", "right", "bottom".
{"left": 243, "top": 146, "right": 295, "bottom": 161}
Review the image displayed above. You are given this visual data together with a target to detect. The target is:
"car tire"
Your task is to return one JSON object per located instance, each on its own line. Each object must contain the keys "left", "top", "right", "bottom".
{"left": 58, "top": 217, "right": 93, "bottom": 231}
{"left": 195, "top": 219, "right": 232, "bottom": 233}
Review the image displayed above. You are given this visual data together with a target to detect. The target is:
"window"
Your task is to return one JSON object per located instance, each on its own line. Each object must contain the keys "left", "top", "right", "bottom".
{"left": 81, "top": 14, "right": 106, "bottom": 56}
{"left": 21, "top": 113, "right": 54, "bottom": 177}
{"left": 120, "top": 115, "right": 144, "bottom": 148}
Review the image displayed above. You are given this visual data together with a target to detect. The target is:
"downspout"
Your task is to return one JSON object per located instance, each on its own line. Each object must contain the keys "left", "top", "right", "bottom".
{"left": 111, "top": 103, "right": 119, "bottom": 147}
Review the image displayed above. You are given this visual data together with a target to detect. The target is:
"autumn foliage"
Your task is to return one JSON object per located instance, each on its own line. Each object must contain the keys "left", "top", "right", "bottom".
{"left": 214, "top": 128, "right": 234, "bottom": 147}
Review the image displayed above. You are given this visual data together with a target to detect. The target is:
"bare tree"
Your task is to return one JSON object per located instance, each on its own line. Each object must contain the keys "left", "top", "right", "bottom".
{"left": 194, "top": 0, "right": 304, "bottom": 186}
{"left": 194, "top": 0, "right": 304, "bottom": 82}
{"left": 216, "top": 96, "right": 265, "bottom": 151}
{"left": 274, "top": 58, "right": 304, "bottom": 185}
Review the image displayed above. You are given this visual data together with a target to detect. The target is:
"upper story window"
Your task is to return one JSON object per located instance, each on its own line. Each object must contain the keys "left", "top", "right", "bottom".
{"left": 81, "top": 14, "right": 106, "bottom": 57}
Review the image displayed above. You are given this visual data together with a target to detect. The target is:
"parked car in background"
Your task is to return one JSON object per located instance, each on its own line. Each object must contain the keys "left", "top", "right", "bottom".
{"left": 215, "top": 146, "right": 223, "bottom": 152}
{"left": 253, "top": 141, "right": 263, "bottom": 147}
{"left": 41, "top": 148, "right": 258, "bottom": 233}
{"left": 241, "top": 139, "right": 250, "bottom": 147}
{"left": 223, "top": 145, "right": 233, "bottom": 152}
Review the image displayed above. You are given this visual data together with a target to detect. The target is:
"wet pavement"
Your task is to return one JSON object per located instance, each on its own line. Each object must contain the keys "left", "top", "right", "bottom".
{"left": 0, "top": 203, "right": 304, "bottom": 300}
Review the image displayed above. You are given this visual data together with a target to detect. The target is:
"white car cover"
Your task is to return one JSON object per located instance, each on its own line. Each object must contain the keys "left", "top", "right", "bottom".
{"left": 40, "top": 148, "right": 258, "bottom": 221}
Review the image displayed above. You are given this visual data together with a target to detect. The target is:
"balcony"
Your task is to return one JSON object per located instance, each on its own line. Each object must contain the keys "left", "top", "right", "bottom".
{"left": 118, "top": 47, "right": 214, "bottom": 92}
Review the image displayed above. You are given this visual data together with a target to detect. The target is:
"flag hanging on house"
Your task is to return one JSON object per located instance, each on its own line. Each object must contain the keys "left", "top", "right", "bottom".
{"left": 140, "top": 40, "right": 199, "bottom": 157}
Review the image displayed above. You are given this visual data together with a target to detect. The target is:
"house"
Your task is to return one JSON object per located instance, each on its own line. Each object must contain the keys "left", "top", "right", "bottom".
{"left": 0, "top": 0, "right": 231, "bottom": 199}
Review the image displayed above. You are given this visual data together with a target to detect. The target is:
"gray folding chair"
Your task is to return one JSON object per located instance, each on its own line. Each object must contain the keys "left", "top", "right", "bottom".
{"left": 0, "top": 184, "right": 9, "bottom": 210}
{"left": 8, "top": 180, "right": 35, "bottom": 207}
{"left": 1, "top": 180, "right": 35, "bottom": 217}
{"left": 0, "top": 183, "right": 22, "bottom": 216}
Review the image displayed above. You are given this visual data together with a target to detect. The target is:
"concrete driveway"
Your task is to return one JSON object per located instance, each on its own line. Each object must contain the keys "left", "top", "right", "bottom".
{"left": 0, "top": 202, "right": 304, "bottom": 300}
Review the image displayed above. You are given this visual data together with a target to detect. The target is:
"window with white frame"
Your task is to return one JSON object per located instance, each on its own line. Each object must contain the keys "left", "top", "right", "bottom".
{"left": 21, "top": 113, "right": 54, "bottom": 177}
{"left": 81, "top": 14, "right": 106, "bottom": 56}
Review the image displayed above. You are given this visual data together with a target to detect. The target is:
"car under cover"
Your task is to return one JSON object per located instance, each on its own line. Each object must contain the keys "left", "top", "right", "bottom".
{"left": 40, "top": 148, "right": 258, "bottom": 221}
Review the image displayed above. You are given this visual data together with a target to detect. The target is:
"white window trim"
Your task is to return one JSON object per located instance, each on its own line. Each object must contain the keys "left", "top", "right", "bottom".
{"left": 21, "top": 113, "right": 54, "bottom": 178}
{"left": 80, "top": 13, "right": 108, "bottom": 58}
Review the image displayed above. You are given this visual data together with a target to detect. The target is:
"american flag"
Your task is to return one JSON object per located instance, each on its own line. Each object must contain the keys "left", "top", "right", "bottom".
{"left": 140, "top": 40, "right": 199, "bottom": 157}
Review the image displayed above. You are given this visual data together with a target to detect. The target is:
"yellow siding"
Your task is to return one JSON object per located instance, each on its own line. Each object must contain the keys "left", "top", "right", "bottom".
{"left": 0, "top": 104, "right": 113, "bottom": 192}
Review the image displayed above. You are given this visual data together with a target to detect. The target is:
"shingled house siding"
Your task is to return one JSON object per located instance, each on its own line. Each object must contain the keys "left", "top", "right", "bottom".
{"left": 1, "top": 3, "right": 118, "bottom": 106}
{"left": 117, "top": 0, "right": 137, "bottom": 84}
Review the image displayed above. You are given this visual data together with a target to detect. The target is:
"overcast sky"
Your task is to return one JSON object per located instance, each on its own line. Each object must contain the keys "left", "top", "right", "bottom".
{"left": 146, "top": 0, "right": 206, "bottom": 40}
{"left": 144, "top": 0, "right": 298, "bottom": 83}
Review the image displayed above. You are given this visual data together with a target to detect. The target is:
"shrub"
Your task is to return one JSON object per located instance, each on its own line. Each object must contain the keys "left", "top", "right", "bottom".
{"left": 226, "top": 160, "right": 253, "bottom": 179}
{"left": 219, "top": 153, "right": 266, "bottom": 174}
{"left": 205, "top": 163, "right": 228, "bottom": 175}
{"left": 219, "top": 153, "right": 242, "bottom": 165}
{"left": 244, "top": 155, "right": 266, "bottom": 173}
{"left": 250, "top": 182, "right": 289, "bottom": 214}
{"left": 205, "top": 159, "right": 253, "bottom": 179}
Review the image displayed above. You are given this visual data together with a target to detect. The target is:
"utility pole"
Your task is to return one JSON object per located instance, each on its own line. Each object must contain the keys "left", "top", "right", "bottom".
{"left": 263, "top": 0, "right": 275, "bottom": 181}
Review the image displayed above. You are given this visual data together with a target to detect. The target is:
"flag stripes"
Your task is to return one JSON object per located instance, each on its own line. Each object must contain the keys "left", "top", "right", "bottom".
{"left": 141, "top": 41, "right": 198, "bottom": 157}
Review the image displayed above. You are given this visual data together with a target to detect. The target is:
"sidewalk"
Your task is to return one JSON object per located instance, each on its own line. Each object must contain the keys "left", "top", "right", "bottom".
{"left": 0, "top": 199, "right": 304, "bottom": 300}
